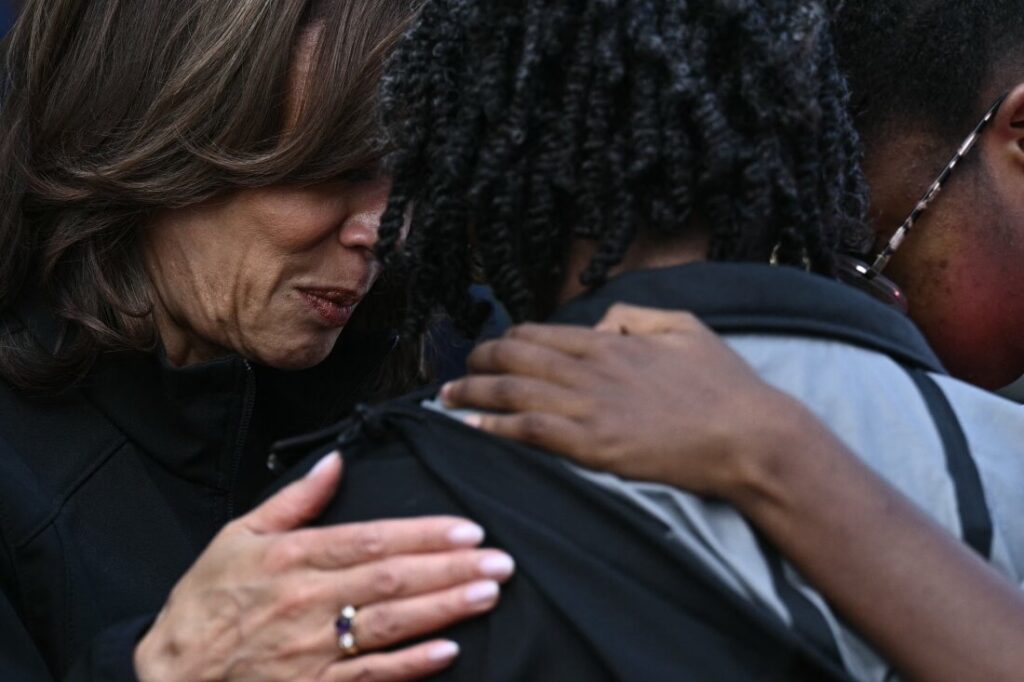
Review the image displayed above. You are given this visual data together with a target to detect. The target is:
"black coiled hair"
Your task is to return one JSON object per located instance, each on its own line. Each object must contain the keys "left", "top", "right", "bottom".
{"left": 835, "top": 1, "right": 1024, "bottom": 143}
{"left": 377, "top": 0, "right": 870, "bottom": 337}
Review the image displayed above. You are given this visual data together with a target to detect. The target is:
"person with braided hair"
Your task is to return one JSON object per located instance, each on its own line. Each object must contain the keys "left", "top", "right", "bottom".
{"left": 437, "top": 1, "right": 1024, "bottom": 679}
{"left": 373, "top": 0, "right": 870, "bottom": 334}
{"left": 269, "top": 0, "right": 1024, "bottom": 679}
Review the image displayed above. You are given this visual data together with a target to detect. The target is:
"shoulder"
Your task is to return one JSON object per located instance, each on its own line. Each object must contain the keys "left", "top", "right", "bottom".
{"left": 290, "top": 396, "right": 500, "bottom": 524}
{"left": 0, "top": 377, "right": 127, "bottom": 545}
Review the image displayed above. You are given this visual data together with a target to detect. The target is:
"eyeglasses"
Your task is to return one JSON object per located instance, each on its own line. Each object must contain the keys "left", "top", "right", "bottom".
{"left": 837, "top": 92, "right": 1010, "bottom": 312}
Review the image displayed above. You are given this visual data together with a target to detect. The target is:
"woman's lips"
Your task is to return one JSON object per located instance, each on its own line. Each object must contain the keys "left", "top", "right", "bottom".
{"left": 297, "top": 289, "right": 360, "bottom": 328}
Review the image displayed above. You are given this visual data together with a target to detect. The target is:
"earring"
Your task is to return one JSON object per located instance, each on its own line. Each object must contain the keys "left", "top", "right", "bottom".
{"left": 769, "top": 242, "right": 811, "bottom": 272}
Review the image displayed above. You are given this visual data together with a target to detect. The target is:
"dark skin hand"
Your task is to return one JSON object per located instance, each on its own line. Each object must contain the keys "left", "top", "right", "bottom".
{"left": 441, "top": 303, "right": 1024, "bottom": 682}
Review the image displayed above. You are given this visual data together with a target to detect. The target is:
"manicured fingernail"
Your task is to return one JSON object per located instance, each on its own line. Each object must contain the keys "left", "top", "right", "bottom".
{"left": 465, "top": 580, "right": 500, "bottom": 604}
{"left": 448, "top": 522, "right": 485, "bottom": 546}
{"left": 428, "top": 640, "right": 460, "bottom": 662}
{"left": 463, "top": 413, "right": 483, "bottom": 428}
{"left": 306, "top": 451, "right": 339, "bottom": 478}
{"left": 479, "top": 553, "right": 515, "bottom": 579}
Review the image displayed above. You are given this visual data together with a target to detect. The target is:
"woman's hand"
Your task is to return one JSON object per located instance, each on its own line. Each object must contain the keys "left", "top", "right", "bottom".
{"left": 441, "top": 303, "right": 805, "bottom": 500}
{"left": 134, "top": 452, "right": 514, "bottom": 682}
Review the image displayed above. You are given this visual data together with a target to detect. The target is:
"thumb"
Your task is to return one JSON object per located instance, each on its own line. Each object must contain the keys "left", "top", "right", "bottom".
{"left": 243, "top": 451, "right": 343, "bottom": 534}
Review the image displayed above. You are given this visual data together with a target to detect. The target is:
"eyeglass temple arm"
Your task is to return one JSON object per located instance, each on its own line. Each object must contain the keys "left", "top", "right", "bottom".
{"left": 868, "top": 93, "right": 1009, "bottom": 278}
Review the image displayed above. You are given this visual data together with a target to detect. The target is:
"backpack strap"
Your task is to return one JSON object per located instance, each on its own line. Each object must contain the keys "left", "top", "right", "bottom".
{"left": 903, "top": 368, "right": 993, "bottom": 559}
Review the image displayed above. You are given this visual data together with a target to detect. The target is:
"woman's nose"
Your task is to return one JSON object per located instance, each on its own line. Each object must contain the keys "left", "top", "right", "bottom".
{"left": 338, "top": 178, "right": 391, "bottom": 253}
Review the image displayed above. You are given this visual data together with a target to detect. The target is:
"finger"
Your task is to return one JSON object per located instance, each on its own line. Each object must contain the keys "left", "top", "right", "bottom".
{"left": 466, "top": 337, "right": 586, "bottom": 385}
{"left": 242, "top": 451, "right": 343, "bottom": 534}
{"left": 276, "top": 516, "right": 488, "bottom": 570}
{"left": 595, "top": 304, "right": 703, "bottom": 335}
{"left": 324, "top": 639, "right": 460, "bottom": 682}
{"left": 503, "top": 322, "right": 617, "bottom": 356}
{"left": 471, "top": 411, "right": 590, "bottom": 457}
{"left": 441, "top": 375, "right": 584, "bottom": 416}
{"left": 344, "top": 579, "right": 500, "bottom": 653}
{"left": 327, "top": 549, "right": 515, "bottom": 604}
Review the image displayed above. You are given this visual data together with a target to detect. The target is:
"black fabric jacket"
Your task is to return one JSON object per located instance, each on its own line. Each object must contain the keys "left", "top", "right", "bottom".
{"left": 0, "top": 297, "right": 392, "bottom": 681}
{"left": 269, "top": 263, "right": 946, "bottom": 681}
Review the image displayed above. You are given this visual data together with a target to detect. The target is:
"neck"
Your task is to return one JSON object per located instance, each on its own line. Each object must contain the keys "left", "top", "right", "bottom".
{"left": 151, "top": 301, "right": 230, "bottom": 368}
{"left": 557, "top": 232, "right": 710, "bottom": 306}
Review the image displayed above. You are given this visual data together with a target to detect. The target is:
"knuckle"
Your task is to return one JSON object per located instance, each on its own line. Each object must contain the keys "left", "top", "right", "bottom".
{"left": 264, "top": 536, "right": 307, "bottom": 571}
{"left": 519, "top": 414, "right": 550, "bottom": 442}
{"left": 275, "top": 583, "right": 321, "bottom": 619}
{"left": 491, "top": 377, "right": 517, "bottom": 406}
{"left": 364, "top": 606, "right": 402, "bottom": 643}
{"left": 370, "top": 564, "right": 405, "bottom": 599}
{"left": 354, "top": 525, "right": 387, "bottom": 560}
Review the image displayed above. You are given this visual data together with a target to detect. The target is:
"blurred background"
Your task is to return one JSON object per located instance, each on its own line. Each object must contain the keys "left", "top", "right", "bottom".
{"left": 1, "top": 1, "right": 19, "bottom": 36}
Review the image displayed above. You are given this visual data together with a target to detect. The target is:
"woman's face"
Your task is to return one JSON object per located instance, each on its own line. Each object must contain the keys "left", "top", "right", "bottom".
{"left": 143, "top": 177, "right": 391, "bottom": 369}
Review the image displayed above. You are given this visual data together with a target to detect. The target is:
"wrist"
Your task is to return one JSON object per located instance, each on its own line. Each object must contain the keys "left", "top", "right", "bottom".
{"left": 133, "top": 616, "right": 206, "bottom": 682}
{"left": 713, "top": 388, "right": 831, "bottom": 513}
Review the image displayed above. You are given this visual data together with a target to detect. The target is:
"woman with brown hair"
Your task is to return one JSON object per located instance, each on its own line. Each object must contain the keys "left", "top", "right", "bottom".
{"left": 0, "top": 1, "right": 514, "bottom": 680}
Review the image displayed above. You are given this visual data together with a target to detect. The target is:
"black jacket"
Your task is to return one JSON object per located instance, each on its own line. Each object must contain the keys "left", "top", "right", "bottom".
{"left": 267, "top": 262, "right": 949, "bottom": 681}
{"left": 0, "top": 298, "right": 392, "bottom": 681}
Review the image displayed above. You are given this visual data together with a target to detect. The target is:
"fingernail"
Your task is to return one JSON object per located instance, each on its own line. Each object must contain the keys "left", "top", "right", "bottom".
{"left": 306, "top": 451, "right": 339, "bottom": 478}
{"left": 464, "top": 580, "right": 500, "bottom": 604}
{"left": 479, "top": 553, "right": 515, "bottom": 579}
{"left": 428, "top": 640, "right": 460, "bottom": 662}
{"left": 463, "top": 413, "right": 483, "bottom": 428}
{"left": 447, "top": 522, "right": 485, "bottom": 546}
{"left": 440, "top": 382, "right": 454, "bottom": 402}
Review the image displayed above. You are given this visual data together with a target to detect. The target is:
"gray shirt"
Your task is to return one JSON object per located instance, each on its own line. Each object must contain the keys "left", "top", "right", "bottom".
{"left": 430, "top": 263, "right": 1024, "bottom": 680}
{"left": 569, "top": 335, "right": 1024, "bottom": 681}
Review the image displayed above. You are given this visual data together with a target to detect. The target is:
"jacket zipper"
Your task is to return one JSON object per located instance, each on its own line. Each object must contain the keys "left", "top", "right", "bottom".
{"left": 226, "top": 359, "right": 256, "bottom": 521}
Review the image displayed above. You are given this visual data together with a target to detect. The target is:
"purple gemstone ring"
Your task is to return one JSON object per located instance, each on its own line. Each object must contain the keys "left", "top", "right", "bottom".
{"left": 335, "top": 604, "right": 360, "bottom": 657}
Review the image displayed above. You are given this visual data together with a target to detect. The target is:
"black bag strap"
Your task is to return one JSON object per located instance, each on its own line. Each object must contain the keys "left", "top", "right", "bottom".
{"left": 904, "top": 368, "right": 993, "bottom": 559}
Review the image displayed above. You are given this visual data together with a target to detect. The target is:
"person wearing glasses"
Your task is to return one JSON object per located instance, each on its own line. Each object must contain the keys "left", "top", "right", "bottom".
{"left": 440, "top": 2, "right": 1024, "bottom": 680}
{"left": 265, "top": 0, "right": 1024, "bottom": 680}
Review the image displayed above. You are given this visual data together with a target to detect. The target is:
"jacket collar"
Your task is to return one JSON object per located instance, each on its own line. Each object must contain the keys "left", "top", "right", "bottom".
{"left": 8, "top": 295, "right": 394, "bottom": 491}
{"left": 549, "top": 262, "right": 945, "bottom": 373}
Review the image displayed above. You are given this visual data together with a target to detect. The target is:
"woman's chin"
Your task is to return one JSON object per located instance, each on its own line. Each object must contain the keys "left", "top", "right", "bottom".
{"left": 254, "top": 332, "right": 342, "bottom": 371}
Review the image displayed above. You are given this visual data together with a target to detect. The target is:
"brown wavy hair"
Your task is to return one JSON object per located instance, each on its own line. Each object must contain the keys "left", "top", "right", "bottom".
{"left": 0, "top": 0, "right": 422, "bottom": 392}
